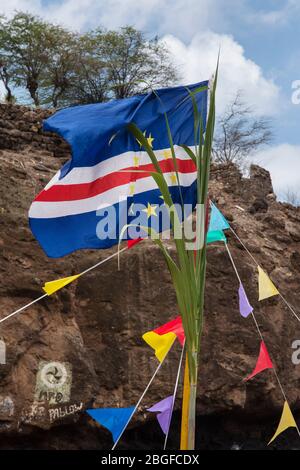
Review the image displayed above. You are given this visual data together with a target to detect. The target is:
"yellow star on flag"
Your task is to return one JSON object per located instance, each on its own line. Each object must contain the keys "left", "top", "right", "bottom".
{"left": 142, "top": 203, "right": 158, "bottom": 219}
{"left": 137, "top": 131, "right": 154, "bottom": 149}
{"left": 129, "top": 183, "right": 135, "bottom": 196}
{"left": 133, "top": 155, "right": 140, "bottom": 167}
{"left": 147, "top": 133, "right": 154, "bottom": 148}
{"left": 163, "top": 149, "right": 172, "bottom": 160}
{"left": 170, "top": 173, "right": 177, "bottom": 185}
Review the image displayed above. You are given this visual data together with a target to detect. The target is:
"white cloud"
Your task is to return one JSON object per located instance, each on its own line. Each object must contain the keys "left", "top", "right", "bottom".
{"left": 0, "top": 1, "right": 297, "bottom": 198}
{"left": 253, "top": 144, "right": 300, "bottom": 201}
{"left": 163, "top": 31, "right": 280, "bottom": 116}
{"left": 0, "top": 1, "right": 280, "bottom": 116}
{"left": 248, "top": 0, "right": 300, "bottom": 26}
{"left": 0, "top": 0, "right": 236, "bottom": 37}
{"left": 0, "top": 0, "right": 42, "bottom": 17}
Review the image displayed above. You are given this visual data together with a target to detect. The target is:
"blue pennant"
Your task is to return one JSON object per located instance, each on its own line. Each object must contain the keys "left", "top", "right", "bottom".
{"left": 208, "top": 204, "right": 230, "bottom": 232}
{"left": 87, "top": 406, "right": 135, "bottom": 443}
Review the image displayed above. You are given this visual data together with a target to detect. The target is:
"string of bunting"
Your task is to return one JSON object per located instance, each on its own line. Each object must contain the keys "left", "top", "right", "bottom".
{"left": 208, "top": 201, "right": 300, "bottom": 444}
{"left": 1, "top": 195, "right": 300, "bottom": 448}
{"left": 0, "top": 217, "right": 229, "bottom": 328}
{"left": 0, "top": 247, "right": 130, "bottom": 325}
{"left": 225, "top": 242, "right": 300, "bottom": 444}
{"left": 208, "top": 200, "right": 300, "bottom": 323}
{"left": 86, "top": 316, "right": 185, "bottom": 449}
{"left": 85, "top": 203, "right": 300, "bottom": 447}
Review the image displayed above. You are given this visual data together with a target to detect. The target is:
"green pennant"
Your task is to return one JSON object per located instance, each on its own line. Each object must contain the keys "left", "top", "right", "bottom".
{"left": 206, "top": 230, "right": 226, "bottom": 244}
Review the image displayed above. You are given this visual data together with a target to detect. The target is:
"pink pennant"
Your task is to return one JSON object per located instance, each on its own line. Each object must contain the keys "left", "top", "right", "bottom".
{"left": 244, "top": 341, "right": 273, "bottom": 381}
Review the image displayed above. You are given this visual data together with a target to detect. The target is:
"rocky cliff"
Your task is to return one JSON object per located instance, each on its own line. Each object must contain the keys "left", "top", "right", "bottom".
{"left": 0, "top": 103, "right": 300, "bottom": 450}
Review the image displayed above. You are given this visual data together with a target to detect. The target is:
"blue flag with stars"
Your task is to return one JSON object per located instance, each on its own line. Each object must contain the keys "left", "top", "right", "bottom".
{"left": 29, "top": 82, "right": 208, "bottom": 257}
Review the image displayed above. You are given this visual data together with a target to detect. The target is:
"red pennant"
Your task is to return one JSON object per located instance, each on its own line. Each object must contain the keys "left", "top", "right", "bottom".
{"left": 244, "top": 341, "right": 273, "bottom": 381}
{"left": 127, "top": 238, "right": 143, "bottom": 249}
{"left": 154, "top": 316, "right": 185, "bottom": 345}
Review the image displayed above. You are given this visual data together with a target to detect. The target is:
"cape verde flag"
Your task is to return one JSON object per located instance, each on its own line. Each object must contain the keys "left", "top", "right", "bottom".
{"left": 29, "top": 81, "right": 208, "bottom": 257}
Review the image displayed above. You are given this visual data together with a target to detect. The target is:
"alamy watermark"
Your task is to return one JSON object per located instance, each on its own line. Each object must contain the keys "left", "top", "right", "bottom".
{"left": 291, "top": 340, "right": 300, "bottom": 364}
{"left": 95, "top": 201, "right": 207, "bottom": 250}
{"left": 291, "top": 80, "right": 300, "bottom": 104}
{"left": 0, "top": 340, "right": 6, "bottom": 365}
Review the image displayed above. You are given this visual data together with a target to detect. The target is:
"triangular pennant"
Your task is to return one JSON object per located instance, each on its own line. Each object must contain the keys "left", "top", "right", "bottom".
{"left": 244, "top": 341, "right": 273, "bottom": 381}
{"left": 127, "top": 238, "right": 143, "bottom": 249}
{"left": 238, "top": 283, "right": 253, "bottom": 318}
{"left": 142, "top": 331, "right": 176, "bottom": 362}
{"left": 86, "top": 406, "right": 134, "bottom": 443}
{"left": 147, "top": 395, "right": 174, "bottom": 435}
{"left": 258, "top": 266, "right": 279, "bottom": 301}
{"left": 154, "top": 316, "right": 185, "bottom": 346}
{"left": 43, "top": 274, "right": 81, "bottom": 295}
{"left": 206, "top": 230, "right": 226, "bottom": 244}
{"left": 268, "top": 401, "right": 298, "bottom": 445}
{"left": 208, "top": 204, "right": 230, "bottom": 232}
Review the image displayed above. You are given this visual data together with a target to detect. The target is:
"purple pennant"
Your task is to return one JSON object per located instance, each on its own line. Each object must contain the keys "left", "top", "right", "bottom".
{"left": 147, "top": 395, "right": 174, "bottom": 435}
{"left": 239, "top": 283, "right": 253, "bottom": 318}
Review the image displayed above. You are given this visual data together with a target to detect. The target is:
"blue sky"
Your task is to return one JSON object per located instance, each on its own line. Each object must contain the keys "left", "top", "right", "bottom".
{"left": 1, "top": 0, "right": 300, "bottom": 199}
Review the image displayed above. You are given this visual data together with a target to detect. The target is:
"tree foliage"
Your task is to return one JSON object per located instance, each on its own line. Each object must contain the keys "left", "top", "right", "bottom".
{"left": 0, "top": 13, "right": 178, "bottom": 107}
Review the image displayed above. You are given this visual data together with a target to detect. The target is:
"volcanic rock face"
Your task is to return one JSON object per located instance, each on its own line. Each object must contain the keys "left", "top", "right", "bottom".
{"left": 0, "top": 104, "right": 300, "bottom": 449}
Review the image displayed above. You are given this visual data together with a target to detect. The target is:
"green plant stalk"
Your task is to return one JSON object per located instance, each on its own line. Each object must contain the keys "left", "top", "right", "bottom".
{"left": 185, "top": 70, "right": 217, "bottom": 449}
{"left": 126, "top": 68, "right": 218, "bottom": 450}
{"left": 187, "top": 241, "right": 207, "bottom": 449}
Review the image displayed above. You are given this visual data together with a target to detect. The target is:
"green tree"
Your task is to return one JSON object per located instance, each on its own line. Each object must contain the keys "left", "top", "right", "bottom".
{"left": 95, "top": 26, "right": 178, "bottom": 99}
{"left": 40, "top": 29, "right": 79, "bottom": 108}
{"left": 0, "top": 57, "right": 14, "bottom": 103}
{"left": 0, "top": 15, "right": 178, "bottom": 107}
{"left": 61, "top": 33, "right": 108, "bottom": 106}
{"left": 0, "top": 12, "right": 66, "bottom": 106}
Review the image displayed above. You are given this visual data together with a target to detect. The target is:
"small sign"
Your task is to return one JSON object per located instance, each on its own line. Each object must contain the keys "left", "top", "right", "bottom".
{"left": 34, "top": 361, "right": 72, "bottom": 405}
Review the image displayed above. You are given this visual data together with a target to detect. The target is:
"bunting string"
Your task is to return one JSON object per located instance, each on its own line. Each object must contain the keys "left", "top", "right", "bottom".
{"left": 0, "top": 247, "right": 128, "bottom": 326}
{"left": 111, "top": 335, "right": 179, "bottom": 450}
{"left": 163, "top": 340, "right": 185, "bottom": 450}
{"left": 225, "top": 242, "right": 300, "bottom": 440}
{"left": 79, "top": 247, "right": 127, "bottom": 276}
{"left": 0, "top": 294, "right": 48, "bottom": 325}
{"left": 209, "top": 199, "right": 300, "bottom": 323}
{"left": 229, "top": 225, "right": 300, "bottom": 323}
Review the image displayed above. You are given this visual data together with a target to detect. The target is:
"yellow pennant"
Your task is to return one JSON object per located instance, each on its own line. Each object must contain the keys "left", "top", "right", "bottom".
{"left": 142, "top": 331, "right": 176, "bottom": 362}
{"left": 43, "top": 274, "right": 81, "bottom": 296}
{"left": 258, "top": 266, "right": 279, "bottom": 301}
{"left": 268, "top": 401, "right": 298, "bottom": 445}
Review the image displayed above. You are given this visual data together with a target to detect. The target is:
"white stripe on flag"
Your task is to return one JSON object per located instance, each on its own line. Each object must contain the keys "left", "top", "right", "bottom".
{"left": 29, "top": 172, "right": 196, "bottom": 218}
{"left": 43, "top": 145, "right": 195, "bottom": 189}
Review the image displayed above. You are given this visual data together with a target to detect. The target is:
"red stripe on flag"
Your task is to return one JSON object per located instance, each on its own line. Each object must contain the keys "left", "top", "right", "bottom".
{"left": 34, "top": 159, "right": 196, "bottom": 202}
